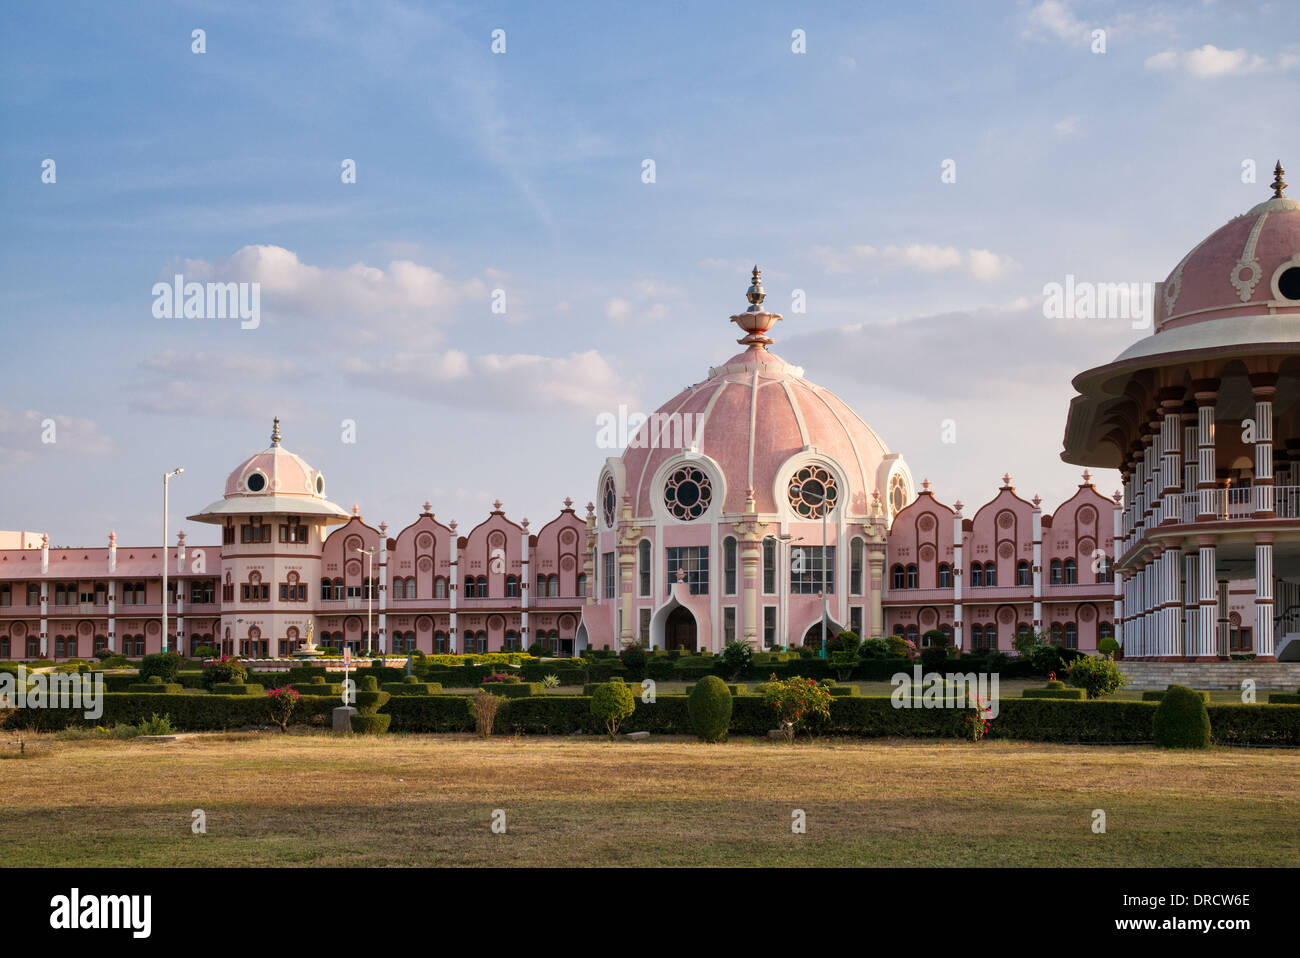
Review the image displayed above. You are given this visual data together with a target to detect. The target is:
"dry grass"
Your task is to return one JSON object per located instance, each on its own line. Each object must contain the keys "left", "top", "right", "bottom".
{"left": 1, "top": 733, "right": 1296, "bottom": 867}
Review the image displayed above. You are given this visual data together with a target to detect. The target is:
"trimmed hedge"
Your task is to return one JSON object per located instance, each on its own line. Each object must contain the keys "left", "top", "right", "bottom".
{"left": 211, "top": 683, "right": 265, "bottom": 696}
{"left": 1267, "top": 692, "right": 1300, "bottom": 705}
{"left": 126, "top": 682, "right": 184, "bottom": 694}
{"left": 468, "top": 682, "right": 540, "bottom": 699}
{"left": 684, "top": 683, "right": 748, "bottom": 696}
{"left": 1142, "top": 689, "right": 1211, "bottom": 704}
{"left": 1023, "top": 688, "right": 1088, "bottom": 700}
{"left": 688, "top": 676, "right": 732, "bottom": 742}
{"left": 3, "top": 693, "right": 340, "bottom": 731}
{"left": 350, "top": 712, "right": 391, "bottom": 734}
{"left": 1153, "top": 685, "right": 1211, "bottom": 749}
{"left": 383, "top": 681, "right": 443, "bottom": 696}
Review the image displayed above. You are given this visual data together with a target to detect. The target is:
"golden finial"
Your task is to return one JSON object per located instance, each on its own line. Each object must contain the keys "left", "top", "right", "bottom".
{"left": 1272, "top": 161, "right": 1287, "bottom": 199}
{"left": 271, "top": 417, "right": 281, "bottom": 445}
{"left": 745, "top": 266, "right": 766, "bottom": 311}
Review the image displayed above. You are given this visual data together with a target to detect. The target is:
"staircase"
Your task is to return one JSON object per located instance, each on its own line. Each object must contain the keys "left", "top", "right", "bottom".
{"left": 1118, "top": 660, "right": 1300, "bottom": 690}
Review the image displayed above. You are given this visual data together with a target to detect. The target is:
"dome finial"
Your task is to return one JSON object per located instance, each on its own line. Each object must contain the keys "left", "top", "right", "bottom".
{"left": 271, "top": 417, "right": 281, "bottom": 446}
{"left": 1272, "top": 161, "right": 1287, "bottom": 199}
{"left": 730, "top": 265, "right": 782, "bottom": 348}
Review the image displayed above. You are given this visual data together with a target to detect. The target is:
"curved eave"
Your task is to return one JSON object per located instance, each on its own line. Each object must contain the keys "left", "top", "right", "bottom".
{"left": 187, "top": 496, "right": 353, "bottom": 524}
{"left": 1062, "top": 313, "right": 1300, "bottom": 468}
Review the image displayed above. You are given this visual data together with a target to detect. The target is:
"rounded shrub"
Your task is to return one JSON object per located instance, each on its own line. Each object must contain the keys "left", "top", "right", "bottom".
{"left": 349, "top": 712, "right": 391, "bottom": 734}
{"left": 360, "top": 675, "right": 379, "bottom": 692}
{"left": 1098, "top": 636, "right": 1120, "bottom": 657}
{"left": 1153, "top": 684, "right": 1211, "bottom": 749}
{"left": 1046, "top": 679, "right": 1066, "bottom": 689}
{"left": 688, "top": 675, "right": 733, "bottom": 742}
{"left": 590, "top": 681, "right": 636, "bottom": 738}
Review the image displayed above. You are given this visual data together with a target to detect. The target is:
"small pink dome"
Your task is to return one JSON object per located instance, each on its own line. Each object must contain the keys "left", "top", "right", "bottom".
{"left": 1160, "top": 170, "right": 1300, "bottom": 330}
{"left": 222, "top": 418, "right": 326, "bottom": 500}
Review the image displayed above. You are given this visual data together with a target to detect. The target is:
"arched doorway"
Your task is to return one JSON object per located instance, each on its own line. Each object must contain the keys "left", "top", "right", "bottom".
{"left": 665, "top": 606, "right": 697, "bottom": 652}
{"left": 801, "top": 616, "right": 843, "bottom": 651}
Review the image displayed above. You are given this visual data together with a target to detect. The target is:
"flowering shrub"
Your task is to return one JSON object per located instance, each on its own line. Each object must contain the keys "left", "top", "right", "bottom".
{"left": 481, "top": 673, "right": 520, "bottom": 685}
{"left": 762, "top": 674, "right": 832, "bottom": 744}
{"left": 963, "top": 693, "right": 993, "bottom": 742}
{"left": 267, "top": 685, "right": 300, "bottom": 732}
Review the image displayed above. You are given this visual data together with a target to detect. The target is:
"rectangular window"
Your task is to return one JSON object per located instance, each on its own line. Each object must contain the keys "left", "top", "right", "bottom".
{"left": 723, "top": 607, "right": 736, "bottom": 644}
{"left": 762, "top": 539, "right": 776, "bottom": 594}
{"left": 639, "top": 608, "right": 651, "bottom": 645}
{"left": 603, "top": 552, "right": 616, "bottom": 599}
{"left": 666, "top": 546, "right": 709, "bottom": 595}
{"left": 850, "top": 541, "right": 864, "bottom": 595}
{"left": 763, "top": 606, "right": 777, "bottom": 648}
{"left": 850, "top": 606, "right": 863, "bottom": 637}
{"left": 724, "top": 539, "right": 737, "bottom": 595}
{"left": 790, "top": 545, "right": 835, "bottom": 595}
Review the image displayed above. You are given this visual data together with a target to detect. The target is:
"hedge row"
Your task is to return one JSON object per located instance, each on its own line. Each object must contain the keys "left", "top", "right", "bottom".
{"left": 11, "top": 691, "right": 1298, "bottom": 747}
{"left": 1023, "top": 688, "right": 1088, "bottom": 700}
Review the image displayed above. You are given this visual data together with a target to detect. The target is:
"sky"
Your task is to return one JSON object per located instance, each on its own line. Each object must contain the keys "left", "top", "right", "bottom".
{"left": 1, "top": 0, "right": 1298, "bottom": 546}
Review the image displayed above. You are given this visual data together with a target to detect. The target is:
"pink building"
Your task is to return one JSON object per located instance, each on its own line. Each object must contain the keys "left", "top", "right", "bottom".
{"left": 5, "top": 172, "right": 1297, "bottom": 661}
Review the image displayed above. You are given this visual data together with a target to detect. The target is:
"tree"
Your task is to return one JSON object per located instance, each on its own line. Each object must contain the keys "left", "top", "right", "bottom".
{"left": 1066, "top": 654, "right": 1127, "bottom": 699}
{"left": 266, "top": 685, "right": 299, "bottom": 732}
{"left": 721, "top": 640, "right": 753, "bottom": 680}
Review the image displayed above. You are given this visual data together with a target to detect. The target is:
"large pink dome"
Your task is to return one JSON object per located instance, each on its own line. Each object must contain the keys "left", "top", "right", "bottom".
{"left": 613, "top": 269, "right": 911, "bottom": 522}
{"left": 1160, "top": 167, "right": 1300, "bottom": 330}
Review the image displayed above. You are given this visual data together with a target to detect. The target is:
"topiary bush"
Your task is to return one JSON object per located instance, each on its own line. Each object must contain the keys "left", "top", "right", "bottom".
{"left": 1098, "top": 636, "right": 1120, "bottom": 657}
{"left": 1066, "top": 654, "right": 1127, "bottom": 699}
{"left": 688, "top": 675, "right": 733, "bottom": 742}
{"left": 201, "top": 656, "right": 248, "bottom": 691}
{"left": 349, "top": 712, "right": 391, "bottom": 734}
{"left": 1153, "top": 684, "right": 1211, "bottom": 749}
{"left": 139, "top": 651, "right": 182, "bottom": 684}
{"left": 590, "top": 681, "right": 636, "bottom": 738}
{"left": 721, "top": 641, "right": 753, "bottom": 680}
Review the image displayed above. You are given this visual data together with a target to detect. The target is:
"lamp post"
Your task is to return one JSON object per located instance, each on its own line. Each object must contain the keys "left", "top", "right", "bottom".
{"left": 356, "top": 547, "right": 376, "bottom": 656}
{"left": 777, "top": 534, "right": 804, "bottom": 649}
{"left": 790, "top": 482, "right": 832, "bottom": 658}
{"left": 161, "top": 467, "right": 183, "bottom": 654}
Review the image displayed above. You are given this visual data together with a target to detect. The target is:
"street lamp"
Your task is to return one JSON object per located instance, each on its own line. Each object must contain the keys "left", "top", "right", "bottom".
{"left": 356, "top": 547, "right": 376, "bottom": 656}
{"left": 777, "top": 534, "right": 804, "bottom": 650}
{"left": 790, "top": 481, "right": 832, "bottom": 658}
{"left": 161, "top": 467, "right": 183, "bottom": 654}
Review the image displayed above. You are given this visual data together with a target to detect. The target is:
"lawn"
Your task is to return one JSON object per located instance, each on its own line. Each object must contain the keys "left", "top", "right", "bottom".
{"left": 1, "top": 733, "right": 1296, "bottom": 867}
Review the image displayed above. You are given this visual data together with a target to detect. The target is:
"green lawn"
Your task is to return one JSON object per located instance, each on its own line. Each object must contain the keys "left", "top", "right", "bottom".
{"left": 1, "top": 733, "right": 1295, "bottom": 867}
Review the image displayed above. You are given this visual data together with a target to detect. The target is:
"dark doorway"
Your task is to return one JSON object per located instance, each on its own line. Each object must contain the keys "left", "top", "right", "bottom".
{"left": 666, "top": 606, "right": 697, "bottom": 652}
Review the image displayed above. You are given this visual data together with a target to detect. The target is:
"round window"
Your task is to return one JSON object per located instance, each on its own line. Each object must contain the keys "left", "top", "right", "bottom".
{"left": 788, "top": 465, "right": 838, "bottom": 518}
{"left": 1277, "top": 266, "right": 1300, "bottom": 301}
{"left": 316, "top": 475, "right": 324, "bottom": 495}
{"left": 664, "top": 465, "right": 712, "bottom": 520}
{"left": 246, "top": 471, "right": 267, "bottom": 493}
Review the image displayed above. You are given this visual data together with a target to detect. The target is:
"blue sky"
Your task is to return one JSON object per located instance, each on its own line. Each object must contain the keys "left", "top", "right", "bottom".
{"left": 2, "top": 0, "right": 1297, "bottom": 545}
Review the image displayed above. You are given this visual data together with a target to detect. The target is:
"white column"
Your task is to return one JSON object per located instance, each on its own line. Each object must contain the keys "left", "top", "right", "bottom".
{"left": 1256, "top": 537, "right": 1275, "bottom": 658}
{"left": 1031, "top": 504, "right": 1043, "bottom": 633}
{"left": 378, "top": 528, "right": 388, "bottom": 655}
{"left": 1112, "top": 494, "right": 1123, "bottom": 649}
{"left": 1252, "top": 376, "right": 1276, "bottom": 518}
{"left": 1195, "top": 383, "right": 1218, "bottom": 519}
{"left": 1161, "top": 395, "right": 1182, "bottom": 525}
{"left": 1164, "top": 546, "right": 1182, "bottom": 657}
{"left": 1183, "top": 550, "right": 1198, "bottom": 658}
{"left": 520, "top": 524, "right": 531, "bottom": 650}
{"left": 952, "top": 507, "right": 964, "bottom": 650}
{"left": 1197, "top": 542, "right": 1217, "bottom": 659}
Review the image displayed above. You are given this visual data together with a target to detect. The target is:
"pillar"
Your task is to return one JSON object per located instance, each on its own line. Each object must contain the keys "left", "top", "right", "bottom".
{"left": 448, "top": 521, "right": 459, "bottom": 654}
{"left": 1195, "top": 539, "right": 1217, "bottom": 660}
{"left": 1217, "top": 578, "right": 1230, "bottom": 658}
{"left": 1251, "top": 373, "right": 1277, "bottom": 518}
{"left": 1255, "top": 535, "right": 1276, "bottom": 660}
{"left": 1194, "top": 380, "right": 1219, "bottom": 520}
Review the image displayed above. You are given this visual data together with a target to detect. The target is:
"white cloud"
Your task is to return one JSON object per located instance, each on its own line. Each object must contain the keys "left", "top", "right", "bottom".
{"left": 0, "top": 409, "right": 116, "bottom": 465}
{"left": 341, "top": 348, "right": 635, "bottom": 413}
{"left": 174, "top": 245, "right": 489, "bottom": 345}
{"left": 1145, "top": 44, "right": 1281, "bottom": 77}
{"left": 1054, "top": 116, "right": 1081, "bottom": 136}
{"left": 812, "top": 243, "right": 1019, "bottom": 281}
{"left": 1023, "top": 0, "right": 1088, "bottom": 43}
{"left": 139, "top": 349, "right": 306, "bottom": 383}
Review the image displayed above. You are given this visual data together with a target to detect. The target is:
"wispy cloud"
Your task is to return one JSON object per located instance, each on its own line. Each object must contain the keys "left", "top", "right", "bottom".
{"left": 1145, "top": 44, "right": 1294, "bottom": 77}
{"left": 812, "top": 244, "right": 1019, "bottom": 281}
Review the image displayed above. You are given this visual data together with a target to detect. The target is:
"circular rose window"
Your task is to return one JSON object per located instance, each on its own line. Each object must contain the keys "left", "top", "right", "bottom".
{"left": 602, "top": 474, "right": 617, "bottom": 527}
{"left": 789, "top": 465, "right": 838, "bottom": 519}
{"left": 664, "top": 465, "right": 712, "bottom": 520}
{"left": 889, "top": 474, "right": 908, "bottom": 516}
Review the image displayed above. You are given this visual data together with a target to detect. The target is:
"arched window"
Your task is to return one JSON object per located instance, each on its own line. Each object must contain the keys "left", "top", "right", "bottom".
{"left": 1099, "top": 621, "right": 1113, "bottom": 640}
{"left": 891, "top": 564, "right": 905, "bottom": 590}
{"left": 762, "top": 538, "right": 777, "bottom": 594}
{"left": 893, "top": 624, "right": 905, "bottom": 637}
{"left": 984, "top": 561, "right": 997, "bottom": 587}
{"left": 905, "top": 564, "right": 918, "bottom": 589}
{"left": 575, "top": 573, "right": 587, "bottom": 598}
{"left": 1050, "top": 560, "right": 1063, "bottom": 585}
{"left": 505, "top": 575, "right": 519, "bottom": 597}
{"left": 970, "top": 624, "right": 982, "bottom": 649}
{"left": 547, "top": 575, "right": 559, "bottom": 597}
{"left": 320, "top": 578, "right": 332, "bottom": 600}
{"left": 850, "top": 539, "right": 864, "bottom": 595}
{"left": 332, "top": 578, "right": 345, "bottom": 600}
{"left": 433, "top": 631, "right": 447, "bottom": 653}
{"left": 937, "top": 563, "right": 952, "bottom": 588}
{"left": 638, "top": 540, "right": 652, "bottom": 596}
{"left": 1064, "top": 558, "right": 1077, "bottom": 585}
{"left": 723, "top": 536, "right": 737, "bottom": 596}
{"left": 904, "top": 625, "right": 919, "bottom": 644}
{"left": 465, "top": 577, "right": 476, "bottom": 596}
{"left": 1096, "top": 557, "right": 1112, "bottom": 583}
{"left": 477, "top": 576, "right": 489, "bottom": 598}
{"left": 970, "top": 563, "right": 983, "bottom": 588}
{"left": 434, "top": 576, "right": 447, "bottom": 599}
{"left": 1016, "top": 560, "right": 1030, "bottom": 586}
{"left": 1064, "top": 622, "right": 1078, "bottom": 649}
{"left": 536, "top": 574, "right": 546, "bottom": 596}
